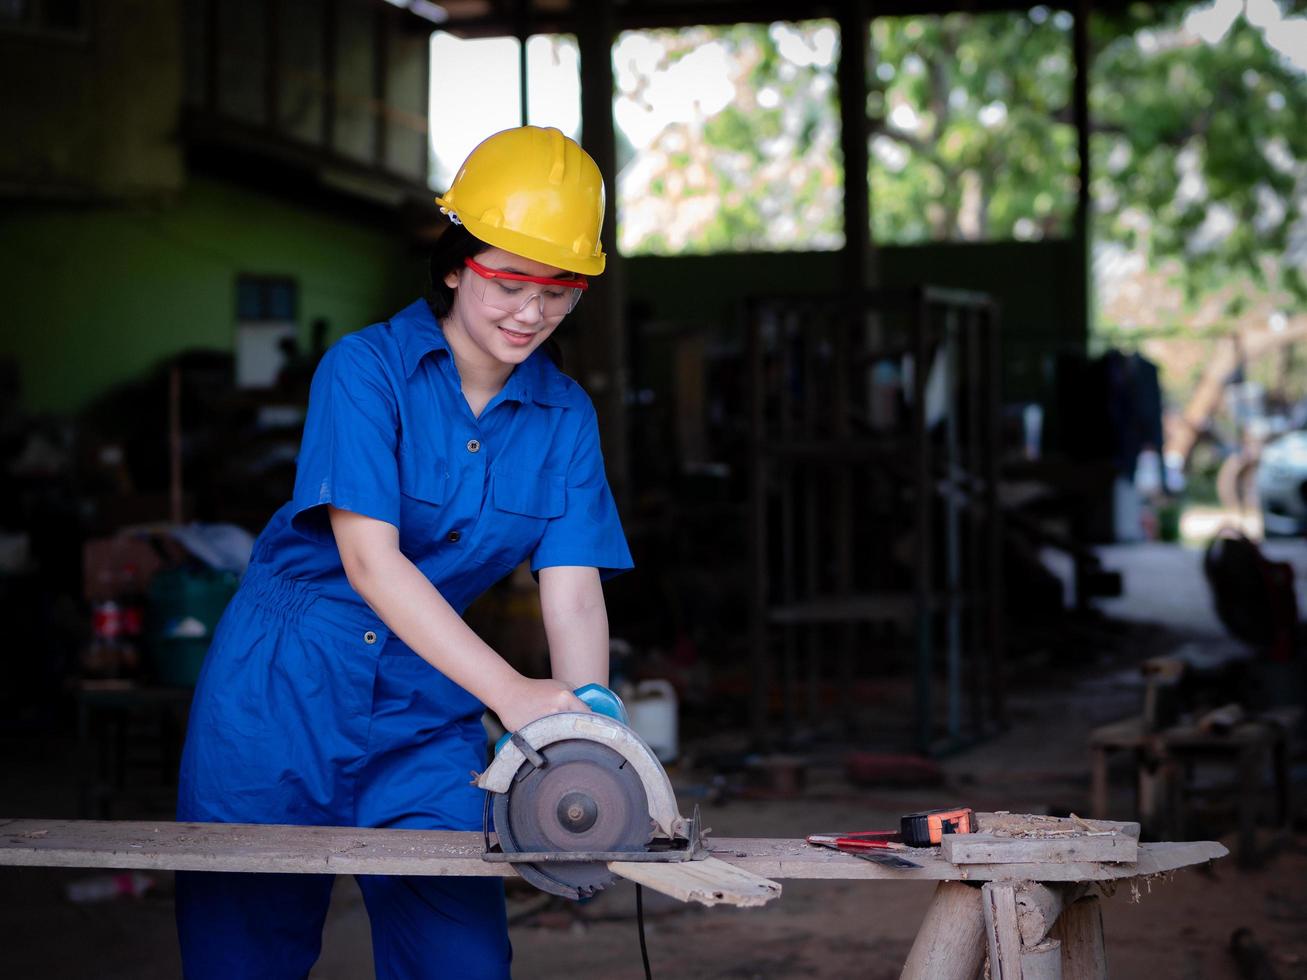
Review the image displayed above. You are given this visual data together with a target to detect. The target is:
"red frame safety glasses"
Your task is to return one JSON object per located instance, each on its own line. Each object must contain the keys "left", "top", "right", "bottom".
{"left": 463, "top": 257, "right": 588, "bottom": 318}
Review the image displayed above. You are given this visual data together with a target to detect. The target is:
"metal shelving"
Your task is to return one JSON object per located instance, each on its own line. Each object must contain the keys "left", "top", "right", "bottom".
{"left": 746, "top": 287, "right": 1005, "bottom": 753}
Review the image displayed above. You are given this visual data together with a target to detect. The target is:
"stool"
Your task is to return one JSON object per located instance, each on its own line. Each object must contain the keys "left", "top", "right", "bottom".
{"left": 1089, "top": 709, "right": 1294, "bottom": 866}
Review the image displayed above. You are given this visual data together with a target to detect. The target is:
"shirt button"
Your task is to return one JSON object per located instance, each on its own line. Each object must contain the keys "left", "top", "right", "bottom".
{"left": 466, "top": 439, "right": 481, "bottom": 453}
{"left": 363, "top": 630, "right": 377, "bottom": 645}
{"left": 447, "top": 530, "right": 462, "bottom": 543}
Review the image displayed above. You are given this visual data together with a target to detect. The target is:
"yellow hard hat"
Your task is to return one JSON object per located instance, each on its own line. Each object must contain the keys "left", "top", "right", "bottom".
{"left": 435, "top": 126, "right": 606, "bottom": 276}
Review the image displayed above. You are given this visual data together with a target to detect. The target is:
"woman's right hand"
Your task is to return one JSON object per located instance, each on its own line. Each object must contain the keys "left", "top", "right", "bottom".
{"left": 493, "top": 677, "right": 588, "bottom": 733}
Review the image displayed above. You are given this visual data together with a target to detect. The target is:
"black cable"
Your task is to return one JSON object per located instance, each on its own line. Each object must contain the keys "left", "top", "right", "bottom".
{"left": 636, "top": 883, "right": 652, "bottom": 980}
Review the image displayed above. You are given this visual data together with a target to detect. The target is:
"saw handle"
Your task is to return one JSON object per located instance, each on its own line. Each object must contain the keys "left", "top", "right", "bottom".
{"left": 493, "top": 684, "right": 629, "bottom": 755}
{"left": 572, "top": 683, "right": 630, "bottom": 725}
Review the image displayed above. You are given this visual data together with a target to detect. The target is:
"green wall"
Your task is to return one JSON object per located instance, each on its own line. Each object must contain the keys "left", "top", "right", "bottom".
{"left": 2, "top": 186, "right": 1084, "bottom": 418}
{"left": 626, "top": 239, "right": 1084, "bottom": 402}
{"left": 1, "top": 176, "right": 424, "bottom": 414}
{"left": 878, "top": 239, "right": 1084, "bottom": 401}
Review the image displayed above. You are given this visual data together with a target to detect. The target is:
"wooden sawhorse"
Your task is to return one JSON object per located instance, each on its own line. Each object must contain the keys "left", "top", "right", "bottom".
{"left": 903, "top": 879, "right": 1110, "bottom": 979}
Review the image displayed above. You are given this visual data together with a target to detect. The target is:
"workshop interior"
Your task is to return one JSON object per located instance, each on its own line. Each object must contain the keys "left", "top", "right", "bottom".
{"left": 1, "top": 0, "right": 1306, "bottom": 977}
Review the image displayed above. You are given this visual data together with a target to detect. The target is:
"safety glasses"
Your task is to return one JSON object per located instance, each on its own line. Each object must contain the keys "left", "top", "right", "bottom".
{"left": 464, "top": 257, "right": 588, "bottom": 318}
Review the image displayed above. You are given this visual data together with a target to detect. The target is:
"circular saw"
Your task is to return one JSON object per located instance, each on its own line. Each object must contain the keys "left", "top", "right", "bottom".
{"left": 477, "top": 685, "right": 702, "bottom": 899}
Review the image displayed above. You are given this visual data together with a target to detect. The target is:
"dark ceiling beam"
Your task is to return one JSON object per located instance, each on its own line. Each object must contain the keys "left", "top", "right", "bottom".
{"left": 433, "top": 0, "right": 1108, "bottom": 39}
{"left": 183, "top": 109, "right": 433, "bottom": 207}
{"left": 610, "top": 0, "right": 1081, "bottom": 27}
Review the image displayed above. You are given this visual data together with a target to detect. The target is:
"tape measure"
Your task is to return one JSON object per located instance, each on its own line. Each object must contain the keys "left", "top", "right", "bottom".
{"left": 900, "top": 807, "right": 976, "bottom": 847}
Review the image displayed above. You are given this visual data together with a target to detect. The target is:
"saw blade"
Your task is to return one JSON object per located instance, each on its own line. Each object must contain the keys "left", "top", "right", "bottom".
{"left": 494, "top": 738, "right": 652, "bottom": 899}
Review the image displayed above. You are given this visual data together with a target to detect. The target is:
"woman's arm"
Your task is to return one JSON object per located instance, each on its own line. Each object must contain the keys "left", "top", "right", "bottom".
{"left": 538, "top": 566, "right": 610, "bottom": 690}
{"left": 328, "top": 506, "right": 585, "bottom": 731}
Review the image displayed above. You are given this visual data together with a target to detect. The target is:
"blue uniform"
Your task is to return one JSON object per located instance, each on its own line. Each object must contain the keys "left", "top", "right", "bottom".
{"left": 175, "top": 299, "right": 633, "bottom": 979}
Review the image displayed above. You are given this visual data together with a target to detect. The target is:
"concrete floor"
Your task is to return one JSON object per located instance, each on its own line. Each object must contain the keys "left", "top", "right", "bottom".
{"left": 1097, "top": 531, "right": 1307, "bottom": 640}
{"left": 1, "top": 531, "right": 1304, "bottom": 978}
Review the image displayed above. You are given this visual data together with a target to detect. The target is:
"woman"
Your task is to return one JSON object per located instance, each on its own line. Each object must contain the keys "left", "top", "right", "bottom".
{"left": 175, "top": 126, "right": 632, "bottom": 980}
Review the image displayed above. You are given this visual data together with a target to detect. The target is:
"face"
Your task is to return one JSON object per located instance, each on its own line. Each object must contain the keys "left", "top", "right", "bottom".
{"left": 442, "top": 247, "right": 575, "bottom": 371}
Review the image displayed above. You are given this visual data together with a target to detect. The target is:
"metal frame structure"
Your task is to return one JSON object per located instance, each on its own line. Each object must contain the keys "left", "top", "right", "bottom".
{"left": 747, "top": 286, "right": 1005, "bottom": 753}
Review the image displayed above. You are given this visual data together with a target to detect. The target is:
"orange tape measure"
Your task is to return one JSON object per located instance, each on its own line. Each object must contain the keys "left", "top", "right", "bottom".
{"left": 900, "top": 807, "right": 976, "bottom": 846}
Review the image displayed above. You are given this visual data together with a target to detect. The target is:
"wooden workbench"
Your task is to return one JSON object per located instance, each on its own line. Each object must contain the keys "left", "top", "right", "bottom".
{"left": 0, "top": 818, "right": 1228, "bottom": 977}
{"left": 0, "top": 817, "right": 1222, "bottom": 882}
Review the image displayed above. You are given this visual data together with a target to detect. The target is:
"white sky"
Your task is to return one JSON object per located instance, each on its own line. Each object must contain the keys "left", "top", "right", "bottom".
{"left": 429, "top": 24, "right": 839, "bottom": 185}
{"left": 1185, "top": 0, "right": 1307, "bottom": 70}
{"left": 613, "top": 36, "right": 736, "bottom": 148}
{"left": 428, "top": 33, "right": 581, "bottom": 190}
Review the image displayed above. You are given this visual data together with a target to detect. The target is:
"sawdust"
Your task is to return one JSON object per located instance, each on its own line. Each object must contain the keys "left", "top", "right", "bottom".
{"left": 980, "top": 812, "right": 1132, "bottom": 841}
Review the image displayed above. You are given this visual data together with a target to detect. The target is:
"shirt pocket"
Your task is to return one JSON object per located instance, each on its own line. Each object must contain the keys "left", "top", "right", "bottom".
{"left": 398, "top": 448, "right": 450, "bottom": 556}
{"left": 475, "top": 468, "right": 565, "bottom": 570}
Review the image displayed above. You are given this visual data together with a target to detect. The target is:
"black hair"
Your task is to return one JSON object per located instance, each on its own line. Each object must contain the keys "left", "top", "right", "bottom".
{"left": 425, "top": 219, "right": 493, "bottom": 319}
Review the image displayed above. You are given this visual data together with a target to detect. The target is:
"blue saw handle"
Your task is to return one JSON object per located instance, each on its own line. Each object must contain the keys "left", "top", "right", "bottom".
{"left": 573, "top": 683, "right": 629, "bottom": 725}
{"left": 494, "top": 683, "right": 628, "bottom": 755}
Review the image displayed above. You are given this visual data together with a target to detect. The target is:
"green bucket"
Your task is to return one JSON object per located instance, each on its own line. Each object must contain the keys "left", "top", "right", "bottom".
{"left": 1157, "top": 499, "right": 1182, "bottom": 542}
{"left": 146, "top": 567, "right": 239, "bottom": 686}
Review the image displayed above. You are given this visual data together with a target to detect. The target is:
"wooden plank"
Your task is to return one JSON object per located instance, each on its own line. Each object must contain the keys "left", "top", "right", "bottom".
{"left": 943, "top": 832, "right": 1138, "bottom": 865}
{"left": 705, "top": 837, "right": 1224, "bottom": 882}
{"left": 0, "top": 819, "right": 505, "bottom": 878}
{"left": 982, "top": 881, "right": 1024, "bottom": 980}
{"left": 0, "top": 820, "right": 1227, "bottom": 882}
{"left": 607, "top": 856, "right": 781, "bottom": 908}
{"left": 900, "top": 881, "right": 987, "bottom": 980}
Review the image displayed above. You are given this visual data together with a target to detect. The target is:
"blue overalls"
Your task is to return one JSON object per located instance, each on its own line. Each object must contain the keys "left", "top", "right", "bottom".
{"left": 175, "top": 299, "right": 633, "bottom": 979}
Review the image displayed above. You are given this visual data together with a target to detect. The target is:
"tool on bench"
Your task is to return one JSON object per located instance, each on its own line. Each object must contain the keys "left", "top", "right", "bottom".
{"left": 805, "top": 831, "right": 923, "bottom": 869}
{"left": 901, "top": 806, "right": 976, "bottom": 846}
{"left": 806, "top": 806, "right": 977, "bottom": 870}
{"left": 477, "top": 683, "right": 705, "bottom": 900}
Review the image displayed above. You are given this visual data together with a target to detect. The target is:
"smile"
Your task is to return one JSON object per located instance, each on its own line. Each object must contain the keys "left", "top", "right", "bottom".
{"left": 498, "top": 326, "right": 539, "bottom": 346}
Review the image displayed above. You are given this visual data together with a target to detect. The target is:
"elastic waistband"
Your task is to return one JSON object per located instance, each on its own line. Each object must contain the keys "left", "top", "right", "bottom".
{"left": 239, "top": 563, "right": 392, "bottom": 643}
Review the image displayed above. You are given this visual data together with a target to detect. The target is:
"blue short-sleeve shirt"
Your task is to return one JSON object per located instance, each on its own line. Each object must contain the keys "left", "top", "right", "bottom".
{"left": 248, "top": 299, "right": 633, "bottom": 614}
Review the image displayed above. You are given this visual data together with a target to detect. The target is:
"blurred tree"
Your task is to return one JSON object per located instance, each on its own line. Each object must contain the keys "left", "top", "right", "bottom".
{"left": 615, "top": 2, "right": 1307, "bottom": 320}
{"left": 1091, "top": 2, "right": 1307, "bottom": 311}
{"left": 614, "top": 21, "right": 843, "bottom": 254}
{"left": 868, "top": 9, "right": 1080, "bottom": 243}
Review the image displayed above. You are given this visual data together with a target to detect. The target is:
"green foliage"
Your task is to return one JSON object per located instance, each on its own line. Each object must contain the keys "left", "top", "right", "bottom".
{"left": 703, "top": 105, "right": 780, "bottom": 160}
{"left": 614, "top": 20, "right": 843, "bottom": 255}
{"left": 1091, "top": 5, "right": 1307, "bottom": 312}
{"left": 869, "top": 9, "right": 1080, "bottom": 243}
{"left": 615, "top": 2, "right": 1307, "bottom": 321}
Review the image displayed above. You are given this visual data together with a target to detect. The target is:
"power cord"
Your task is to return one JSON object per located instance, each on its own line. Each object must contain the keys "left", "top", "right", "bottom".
{"left": 636, "top": 884, "right": 652, "bottom": 980}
